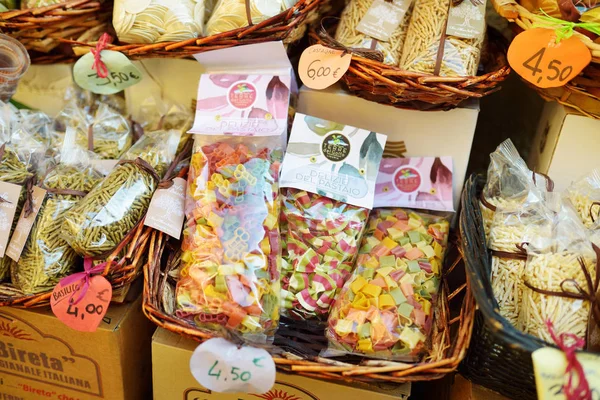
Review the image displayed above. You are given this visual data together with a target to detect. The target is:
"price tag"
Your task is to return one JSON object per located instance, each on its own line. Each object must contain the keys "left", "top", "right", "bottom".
{"left": 508, "top": 28, "right": 591, "bottom": 89}
{"left": 50, "top": 275, "right": 112, "bottom": 332}
{"left": 73, "top": 50, "right": 142, "bottom": 95}
{"left": 190, "top": 338, "right": 275, "bottom": 394}
{"left": 299, "top": 45, "right": 352, "bottom": 90}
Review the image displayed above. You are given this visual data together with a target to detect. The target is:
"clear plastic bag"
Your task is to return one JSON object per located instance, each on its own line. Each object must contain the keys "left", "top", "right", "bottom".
{"left": 206, "top": 0, "right": 298, "bottom": 36}
{"left": 61, "top": 130, "right": 181, "bottom": 257}
{"left": 566, "top": 169, "right": 600, "bottom": 229}
{"left": 399, "top": 0, "right": 484, "bottom": 76}
{"left": 176, "top": 137, "right": 283, "bottom": 343}
{"left": 335, "top": 0, "right": 413, "bottom": 66}
{"left": 324, "top": 208, "right": 449, "bottom": 360}
{"left": 137, "top": 98, "right": 193, "bottom": 154}
{"left": 280, "top": 188, "right": 370, "bottom": 320}
{"left": 114, "top": 0, "right": 205, "bottom": 44}
{"left": 11, "top": 130, "right": 104, "bottom": 294}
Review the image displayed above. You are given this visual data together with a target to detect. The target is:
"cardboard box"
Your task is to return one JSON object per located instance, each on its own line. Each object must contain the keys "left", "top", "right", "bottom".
{"left": 449, "top": 375, "right": 510, "bottom": 400}
{"left": 297, "top": 85, "right": 480, "bottom": 210}
{"left": 0, "top": 296, "right": 155, "bottom": 400}
{"left": 152, "top": 328, "right": 411, "bottom": 400}
{"left": 529, "top": 101, "right": 600, "bottom": 192}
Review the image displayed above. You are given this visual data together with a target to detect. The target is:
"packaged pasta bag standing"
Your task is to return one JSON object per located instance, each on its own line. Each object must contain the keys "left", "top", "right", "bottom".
{"left": 400, "top": 0, "right": 486, "bottom": 76}
{"left": 10, "top": 128, "right": 105, "bottom": 294}
{"left": 137, "top": 97, "right": 194, "bottom": 154}
{"left": 61, "top": 129, "right": 182, "bottom": 258}
{"left": 279, "top": 114, "right": 387, "bottom": 320}
{"left": 565, "top": 169, "right": 600, "bottom": 229}
{"left": 206, "top": 0, "right": 298, "bottom": 36}
{"left": 324, "top": 157, "right": 451, "bottom": 360}
{"left": 519, "top": 198, "right": 598, "bottom": 343}
{"left": 335, "top": 0, "right": 414, "bottom": 66}
{"left": 176, "top": 72, "right": 292, "bottom": 343}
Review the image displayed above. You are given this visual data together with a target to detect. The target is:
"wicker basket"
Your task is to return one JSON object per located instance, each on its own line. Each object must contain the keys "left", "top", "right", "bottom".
{"left": 491, "top": 0, "right": 600, "bottom": 119}
{"left": 0, "top": 0, "right": 112, "bottom": 63}
{"left": 307, "top": 23, "right": 511, "bottom": 111}
{"left": 458, "top": 175, "right": 599, "bottom": 400}
{"left": 143, "top": 226, "right": 475, "bottom": 383}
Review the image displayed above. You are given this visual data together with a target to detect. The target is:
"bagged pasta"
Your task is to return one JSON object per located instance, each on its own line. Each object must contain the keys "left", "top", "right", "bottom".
{"left": 206, "top": 0, "right": 298, "bottom": 36}
{"left": 519, "top": 199, "right": 597, "bottom": 343}
{"left": 279, "top": 114, "right": 387, "bottom": 320}
{"left": 400, "top": 0, "right": 486, "bottom": 76}
{"left": 565, "top": 169, "right": 600, "bottom": 228}
{"left": 61, "top": 129, "right": 181, "bottom": 257}
{"left": 137, "top": 98, "right": 193, "bottom": 154}
{"left": 325, "top": 157, "right": 451, "bottom": 360}
{"left": 176, "top": 71, "right": 292, "bottom": 342}
{"left": 10, "top": 128, "right": 104, "bottom": 294}
{"left": 114, "top": 0, "right": 206, "bottom": 44}
{"left": 335, "top": 0, "right": 414, "bottom": 66}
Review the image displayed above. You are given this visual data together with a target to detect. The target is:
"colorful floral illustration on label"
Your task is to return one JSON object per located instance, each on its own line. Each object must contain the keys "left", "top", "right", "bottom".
{"left": 393, "top": 166, "right": 421, "bottom": 193}
{"left": 228, "top": 82, "right": 258, "bottom": 109}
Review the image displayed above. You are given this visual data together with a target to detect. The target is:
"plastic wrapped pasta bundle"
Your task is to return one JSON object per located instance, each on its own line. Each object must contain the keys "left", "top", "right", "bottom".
{"left": 61, "top": 130, "right": 181, "bottom": 257}
{"left": 206, "top": 0, "right": 298, "bottom": 36}
{"left": 325, "top": 209, "right": 449, "bottom": 360}
{"left": 566, "top": 169, "right": 600, "bottom": 228}
{"left": 399, "top": 0, "right": 484, "bottom": 76}
{"left": 176, "top": 140, "right": 283, "bottom": 341}
{"left": 280, "top": 188, "right": 370, "bottom": 320}
{"left": 335, "top": 0, "right": 413, "bottom": 66}
{"left": 138, "top": 98, "right": 193, "bottom": 154}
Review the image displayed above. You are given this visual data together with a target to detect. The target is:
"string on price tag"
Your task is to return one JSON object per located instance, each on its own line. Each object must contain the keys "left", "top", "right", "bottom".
{"left": 190, "top": 338, "right": 275, "bottom": 394}
{"left": 299, "top": 45, "right": 352, "bottom": 90}
{"left": 508, "top": 27, "right": 591, "bottom": 89}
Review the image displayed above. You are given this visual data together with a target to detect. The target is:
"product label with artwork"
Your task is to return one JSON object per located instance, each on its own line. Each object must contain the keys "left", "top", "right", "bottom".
{"left": 446, "top": 0, "right": 486, "bottom": 39}
{"left": 356, "top": 0, "right": 412, "bottom": 42}
{"left": 6, "top": 186, "right": 46, "bottom": 262}
{"left": 0, "top": 182, "right": 22, "bottom": 258}
{"left": 280, "top": 113, "right": 387, "bottom": 209}
{"left": 375, "top": 157, "right": 454, "bottom": 211}
{"left": 189, "top": 74, "right": 291, "bottom": 137}
{"left": 144, "top": 177, "right": 186, "bottom": 240}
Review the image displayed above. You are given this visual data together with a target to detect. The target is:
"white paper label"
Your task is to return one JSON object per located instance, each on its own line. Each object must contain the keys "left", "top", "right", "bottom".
{"left": 144, "top": 177, "right": 186, "bottom": 240}
{"left": 190, "top": 338, "right": 275, "bottom": 394}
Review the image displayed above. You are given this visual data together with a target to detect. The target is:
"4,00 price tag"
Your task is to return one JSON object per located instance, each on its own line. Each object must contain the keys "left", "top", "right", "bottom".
{"left": 299, "top": 45, "right": 352, "bottom": 90}
{"left": 190, "top": 338, "right": 275, "bottom": 394}
{"left": 508, "top": 28, "right": 591, "bottom": 89}
{"left": 74, "top": 50, "right": 142, "bottom": 95}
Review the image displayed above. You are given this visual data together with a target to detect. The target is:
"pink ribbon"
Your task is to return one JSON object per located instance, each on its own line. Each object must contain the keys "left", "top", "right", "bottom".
{"left": 546, "top": 320, "right": 591, "bottom": 400}
{"left": 90, "top": 33, "right": 112, "bottom": 79}
{"left": 58, "top": 258, "right": 107, "bottom": 305}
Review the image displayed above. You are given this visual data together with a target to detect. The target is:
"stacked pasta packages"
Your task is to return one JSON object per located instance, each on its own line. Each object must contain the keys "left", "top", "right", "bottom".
{"left": 335, "top": 0, "right": 486, "bottom": 75}
{"left": 324, "top": 157, "right": 452, "bottom": 359}
{"left": 484, "top": 140, "right": 600, "bottom": 348}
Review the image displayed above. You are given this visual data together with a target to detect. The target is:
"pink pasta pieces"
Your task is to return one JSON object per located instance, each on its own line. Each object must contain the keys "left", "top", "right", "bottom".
{"left": 326, "top": 209, "right": 449, "bottom": 360}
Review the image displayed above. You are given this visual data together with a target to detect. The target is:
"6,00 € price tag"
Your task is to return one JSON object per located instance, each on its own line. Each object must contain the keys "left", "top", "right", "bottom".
{"left": 73, "top": 50, "right": 142, "bottom": 95}
{"left": 190, "top": 338, "right": 275, "bottom": 394}
{"left": 508, "top": 28, "right": 591, "bottom": 89}
{"left": 299, "top": 45, "right": 352, "bottom": 90}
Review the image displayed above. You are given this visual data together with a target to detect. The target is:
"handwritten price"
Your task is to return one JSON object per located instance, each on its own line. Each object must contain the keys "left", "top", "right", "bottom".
{"left": 66, "top": 302, "right": 104, "bottom": 320}
{"left": 522, "top": 48, "right": 573, "bottom": 85}
{"left": 306, "top": 60, "right": 341, "bottom": 81}
{"left": 86, "top": 71, "right": 140, "bottom": 88}
{"left": 208, "top": 360, "right": 253, "bottom": 383}
{"left": 299, "top": 45, "right": 352, "bottom": 90}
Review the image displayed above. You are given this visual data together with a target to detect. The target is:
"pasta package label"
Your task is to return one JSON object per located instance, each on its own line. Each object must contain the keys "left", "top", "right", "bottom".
{"left": 280, "top": 113, "right": 387, "bottom": 209}
{"left": 6, "top": 186, "right": 46, "bottom": 262}
{"left": 356, "top": 0, "right": 412, "bottom": 42}
{"left": 189, "top": 74, "right": 291, "bottom": 137}
{"left": 144, "top": 177, "right": 186, "bottom": 239}
{"left": 375, "top": 157, "right": 454, "bottom": 212}
{"left": 446, "top": 0, "right": 486, "bottom": 39}
{"left": 0, "top": 181, "right": 22, "bottom": 257}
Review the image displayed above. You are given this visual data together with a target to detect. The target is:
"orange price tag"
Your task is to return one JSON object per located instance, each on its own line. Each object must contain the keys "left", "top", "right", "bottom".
{"left": 51, "top": 275, "right": 112, "bottom": 332}
{"left": 299, "top": 45, "right": 352, "bottom": 90}
{"left": 508, "top": 28, "right": 591, "bottom": 89}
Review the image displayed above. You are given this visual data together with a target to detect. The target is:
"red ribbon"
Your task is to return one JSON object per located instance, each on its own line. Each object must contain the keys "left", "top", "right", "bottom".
{"left": 546, "top": 320, "right": 591, "bottom": 400}
{"left": 90, "top": 33, "right": 112, "bottom": 79}
{"left": 58, "top": 258, "right": 107, "bottom": 305}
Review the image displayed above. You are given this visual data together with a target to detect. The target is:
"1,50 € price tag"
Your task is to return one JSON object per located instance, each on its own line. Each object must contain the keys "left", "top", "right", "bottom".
{"left": 508, "top": 28, "right": 591, "bottom": 89}
{"left": 73, "top": 50, "right": 142, "bottom": 95}
{"left": 299, "top": 45, "right": 352, "bottom": 90}
{"left": 190, "top": 338, "right": 275, "bottom": 394}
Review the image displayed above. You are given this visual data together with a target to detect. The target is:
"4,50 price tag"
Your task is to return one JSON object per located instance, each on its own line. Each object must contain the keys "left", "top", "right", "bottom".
{"left": 190, "top": 338, "right": 275, "bottom": 394}
{"left": 508, "top": 28, "right": 591, "bottom": 89}
{"left": 74, "top": 50, "right": 142, "bottom": 95}
{"left": 299, "top": 45, "right": 352, "bottom": 90}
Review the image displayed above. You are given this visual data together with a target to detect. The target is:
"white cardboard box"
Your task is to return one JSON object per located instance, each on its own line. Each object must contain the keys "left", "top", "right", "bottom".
{"left": 529, "top": 101, "right": 600, "bottom": 192}
{"left": 297, "top": 85, "right": 480, "bottom": 210}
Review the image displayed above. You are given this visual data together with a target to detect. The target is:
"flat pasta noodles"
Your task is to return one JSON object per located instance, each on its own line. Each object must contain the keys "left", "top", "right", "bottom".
{"left": 205, "top": 0, "right": 295, "bottom": 36}
{"left": 176, "top": 141, "right": 282, "bottom": 341}
{"left": 399, "top": 0, "right": 483, "bottom": 76}
{"left": 325, "top": 209, "right": 449, "bottom": 360}
{"left": 280, "top": 188, "right": 370, "bottom": 320}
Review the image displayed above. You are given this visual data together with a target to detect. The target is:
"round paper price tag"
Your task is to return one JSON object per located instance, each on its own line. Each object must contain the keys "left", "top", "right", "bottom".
{"left": 508, "top": 28, "right": 591, "bottom": 89}
{"left": 73, "top": 50, "right": 142, "bottom": 95}
{"left": 190, "top": 338, "right": 275, "bottom": 394}
{"left": 299, "top": 45, "right": 352, "bottom": 90}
